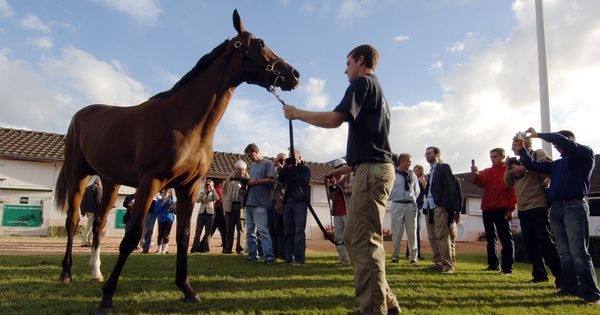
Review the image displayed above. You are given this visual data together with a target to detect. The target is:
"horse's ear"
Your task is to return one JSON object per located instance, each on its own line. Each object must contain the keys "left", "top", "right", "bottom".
{"left": 233, "top": 9, "right": 245, "bottom": 34}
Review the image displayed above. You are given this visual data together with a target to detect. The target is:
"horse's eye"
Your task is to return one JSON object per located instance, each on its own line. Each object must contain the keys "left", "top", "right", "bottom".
{"left": 255, "top": 39, "right": 264, "bottom": 48}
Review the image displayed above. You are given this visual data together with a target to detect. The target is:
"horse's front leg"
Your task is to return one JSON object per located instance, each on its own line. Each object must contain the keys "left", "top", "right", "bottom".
{"left": 98, "top": 178, "right": 160, "bottom": 313}
{"left": 90, "top": 181, "right": 120, "bottom": 282}
{"left": 60, "top": 176, "right": 88, "bottom": 285}
{"left": 175, "top": 183, "right": 201, "bottom": 303}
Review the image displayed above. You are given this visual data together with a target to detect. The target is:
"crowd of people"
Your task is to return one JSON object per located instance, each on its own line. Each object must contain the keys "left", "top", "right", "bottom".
{"left": 80, "top": 43, "right": 599, "bottom": 314}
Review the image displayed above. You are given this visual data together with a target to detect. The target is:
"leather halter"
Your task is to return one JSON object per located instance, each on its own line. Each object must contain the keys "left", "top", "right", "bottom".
{"left": 234, "top": 39, "right": 284, "bottom": 88}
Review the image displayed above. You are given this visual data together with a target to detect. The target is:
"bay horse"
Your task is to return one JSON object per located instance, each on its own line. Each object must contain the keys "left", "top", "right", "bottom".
{"left": 54, "top": 9, "right": 299, "bottom": 312}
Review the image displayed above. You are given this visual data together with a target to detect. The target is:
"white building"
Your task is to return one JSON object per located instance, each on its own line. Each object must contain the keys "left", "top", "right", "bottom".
{"left": 2, "top": 127, "right": 599, "bottom": 241}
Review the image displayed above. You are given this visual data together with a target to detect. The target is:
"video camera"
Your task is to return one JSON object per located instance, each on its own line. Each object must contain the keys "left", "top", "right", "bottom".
{"left": 506, "top": 156, "right": 520, "bottom": 167}
{"left": 228, "top": 176, "right": 249, "bottom": 189}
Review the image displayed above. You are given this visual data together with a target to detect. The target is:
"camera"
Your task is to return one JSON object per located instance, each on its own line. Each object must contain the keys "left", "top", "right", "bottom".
{"left": 506, "top": 156, "right": 521, "bottom": 167}
{"left": 514, "top": 131, "right": 526, "bottom": 141}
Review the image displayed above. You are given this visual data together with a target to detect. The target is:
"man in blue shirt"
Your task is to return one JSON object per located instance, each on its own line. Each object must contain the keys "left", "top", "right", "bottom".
{"left": 519, "top": 127, "right": 600, "bottom": 305}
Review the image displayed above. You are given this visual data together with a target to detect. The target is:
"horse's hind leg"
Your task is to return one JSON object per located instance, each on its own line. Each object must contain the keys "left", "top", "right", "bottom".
{"left": 98, "top": 178, "right": 161, "bottom": 312}
{"left": 60, "top": 175, "right": 90, "bottom": 285}
{"left": 175, "top": 181, "right": 202, "bottom": 303}
{"left": 89, "top": 179, "right": 120, "bottom": 282}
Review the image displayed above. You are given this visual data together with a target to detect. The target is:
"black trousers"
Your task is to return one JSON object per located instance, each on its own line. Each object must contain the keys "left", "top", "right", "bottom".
{"left": 210, "top": 206, "right": 227, "bottom": 250}
{"left": 482, "top": 208, "right": 514, "bottom": 272}
{"left": 191, "top": 212, "right": 214, "bottom": 252}
{"left": 518, "top": 207, "right": 561, "bottom": 285}
{"left": 225, "top": 202, "right": 244, "bottom": 253}
{"left": 267, "top": 204, "right": 285, "bottom": 259}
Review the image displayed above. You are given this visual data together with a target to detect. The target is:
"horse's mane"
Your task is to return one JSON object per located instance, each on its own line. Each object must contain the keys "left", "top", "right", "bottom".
{"left": 150, "top": 39, "right": 230, "bottom": 100}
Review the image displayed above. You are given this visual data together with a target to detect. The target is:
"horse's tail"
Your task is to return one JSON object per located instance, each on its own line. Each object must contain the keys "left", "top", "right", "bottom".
{"left": 54, "top": 121, "right": 74, "bottom": 213}
{"left": 54, "top": 166, "right": 68, "bottom": 213}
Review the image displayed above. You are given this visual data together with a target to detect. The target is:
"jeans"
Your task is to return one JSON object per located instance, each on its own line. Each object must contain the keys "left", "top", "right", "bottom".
{"left": 518, "top": 207, "right": 561, "bottom": 285}
{"left": 283, "top": 202, "right": 308, "bottom": 264}
{"left": 550, "top": 200, "right": 600, "bottom": 301}
{"left": 482, "top": 208, "right": 514, "bottom": 273}
{"left": 245, "top": 206, "right": 274, "bottom": 262}
{"left": 142, "top": 212, "right": 157, "bottom": 252}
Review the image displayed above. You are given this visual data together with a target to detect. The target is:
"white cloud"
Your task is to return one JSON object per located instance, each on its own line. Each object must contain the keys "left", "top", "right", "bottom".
{"left": 398, "top": 0, "right": 600, "bottom": 173}
{"left": 429, "top": 60, "right": 443, "bottom": 71}
{"left": 394, "top": 35, "right": 410, "bottom": 42}
{"left": 31, "top": 36, "right": 53, "bottom": 50}
{"left": 303, "top": 78, "right": 330, "bottom": 110}
{"left": 41, "top": 47, "right": 148, "bottom": 106}
{"left": 94, "top": 0, "right": 162, "bottom": 23}
{"left": 446, "top": 42, "right": 465, "bottom": 53}
{"left": 0, "top": 0, "right": 13, "bottom": 17}
{"left": 20, "top": 14, "right": 51, "bottom": 33}
{"left": 0, "top": 47, "right": 149, "bottom": 133}
{"left": 336, "top": 0, "right": 376, "bottom": 27}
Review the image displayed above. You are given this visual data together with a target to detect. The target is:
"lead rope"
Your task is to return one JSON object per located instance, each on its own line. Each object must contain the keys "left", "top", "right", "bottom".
{"left": 270, "top": 88, "right": 341, "bottom": 246}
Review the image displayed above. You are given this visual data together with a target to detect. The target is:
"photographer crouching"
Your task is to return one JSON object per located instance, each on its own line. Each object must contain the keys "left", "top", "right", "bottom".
{"left": 277, "top": 149, "right": 311, "bottom": 265}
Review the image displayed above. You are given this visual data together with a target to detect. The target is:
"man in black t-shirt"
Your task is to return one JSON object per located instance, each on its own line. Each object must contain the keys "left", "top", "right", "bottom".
{"left": 284, "top": 44, "right": 400, "bottom": 315}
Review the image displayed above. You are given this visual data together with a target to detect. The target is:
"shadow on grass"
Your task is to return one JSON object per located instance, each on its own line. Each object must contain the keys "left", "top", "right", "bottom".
{"left": 0, "top": 253, "right": 598, "bottom": 314}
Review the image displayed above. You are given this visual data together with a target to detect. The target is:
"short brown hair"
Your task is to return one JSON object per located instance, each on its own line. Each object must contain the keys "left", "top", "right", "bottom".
{"left": 348, "top": 44, "right": 379, "bottom": 70}
{"left": 490, "top": 148, "right": 506, "bottom": 156}
{"left": 244, "top": 143, "right": 259, "bottom": 154}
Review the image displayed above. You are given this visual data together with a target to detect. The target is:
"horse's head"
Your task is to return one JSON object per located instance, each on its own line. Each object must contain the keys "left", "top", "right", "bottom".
{"left": 231, "top": 10, "right": 300, "bottom": 91}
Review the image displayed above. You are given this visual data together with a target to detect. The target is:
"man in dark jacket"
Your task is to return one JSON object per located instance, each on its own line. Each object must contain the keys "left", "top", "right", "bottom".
{"left": 519, "top": 128, "right": 600, "bottom": 305}
{"left": 81, "top": 177, "right": 102, "bottom": 247}
{"left": 277, "top": 149, "right": 311, "bottom": 265}
{"left": 423, "top": 146, "right": 460, "bottom": 274}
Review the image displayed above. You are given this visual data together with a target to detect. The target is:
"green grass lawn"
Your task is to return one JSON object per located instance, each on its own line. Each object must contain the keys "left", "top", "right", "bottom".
{"left": 0, "top": 252, "right": 598, "bottom": 314}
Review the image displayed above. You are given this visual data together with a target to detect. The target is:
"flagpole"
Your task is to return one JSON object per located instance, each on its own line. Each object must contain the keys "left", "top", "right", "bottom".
{"left": 535, "top": 0, "right": 553, "bottom": 157}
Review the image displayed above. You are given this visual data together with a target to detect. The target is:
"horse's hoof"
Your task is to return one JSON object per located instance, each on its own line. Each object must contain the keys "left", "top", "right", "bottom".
{"left": 184, "top": 294, "right": 201, "bottom": 303}
{"left": 60, "top": 274, "right": 72, "bottom": 286}
{"left": 91, "top": 276, "right": 104, "bottom": 282}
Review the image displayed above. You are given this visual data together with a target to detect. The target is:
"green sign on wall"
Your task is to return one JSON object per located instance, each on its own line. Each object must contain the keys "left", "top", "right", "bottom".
{"left": 115, "top": 208, "right": 126, "bottom": 229}
{"left": 2, "top": 205, "right": 42, "bottom": 227}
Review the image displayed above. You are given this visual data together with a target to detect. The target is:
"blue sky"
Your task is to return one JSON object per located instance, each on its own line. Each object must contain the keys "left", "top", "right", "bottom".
{"left": 1, "top": 0, "right": 599, "bottom": 173}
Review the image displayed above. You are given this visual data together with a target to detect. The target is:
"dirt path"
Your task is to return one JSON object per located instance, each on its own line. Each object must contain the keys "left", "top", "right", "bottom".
{"left": 0, "top": 236, "right": 486, "bottom": 256}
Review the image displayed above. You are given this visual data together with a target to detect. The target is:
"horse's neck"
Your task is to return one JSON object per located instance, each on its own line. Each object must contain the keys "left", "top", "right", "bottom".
{"left": 164, "top": 49, "right": 239, "bottom": 138}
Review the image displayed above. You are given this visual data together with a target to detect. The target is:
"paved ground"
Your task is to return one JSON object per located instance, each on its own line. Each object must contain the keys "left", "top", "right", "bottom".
{"left": 0, "top": 236, "right": 486, "bottom": 256}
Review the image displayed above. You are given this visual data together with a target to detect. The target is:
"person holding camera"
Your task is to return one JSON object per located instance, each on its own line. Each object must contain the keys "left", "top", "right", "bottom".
{"left": 244, "top": 143, "right": 277, "bottom": 264}
{"left": 154, "top": 188, "right": 176, "bottom": 254}
{"left": 222, "top": 160, "right": 249, "bottom": 254}
{"left": 518, "top": 128, "right": 600, "bottom": 305}
{"left": 505, "top": 134, "right": 561, "bottom": 286}
{"left": 283, "top": 44, "right": 400, "bottom": 315}
{"left": 190, "top": 179, "right": 218, "bottom": 253}
{"left": 471, "top": 148, "right": 516, "bottom": 274}
{"left": 277, "top": 149, "right": 311, "bottom": 265}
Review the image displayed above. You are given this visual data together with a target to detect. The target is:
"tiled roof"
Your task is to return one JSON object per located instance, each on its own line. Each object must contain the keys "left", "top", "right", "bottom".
{"left": 0, "top": 127, "right": 334, "bottom": 184}
{"left": 0, "top": 127, "right": 65, "bottom": 162}
{"left": 3, "top": 126, "right": 597, "bottom": 190}
{"left": 455, "top": 172, "right": 484, "bottom": 197}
